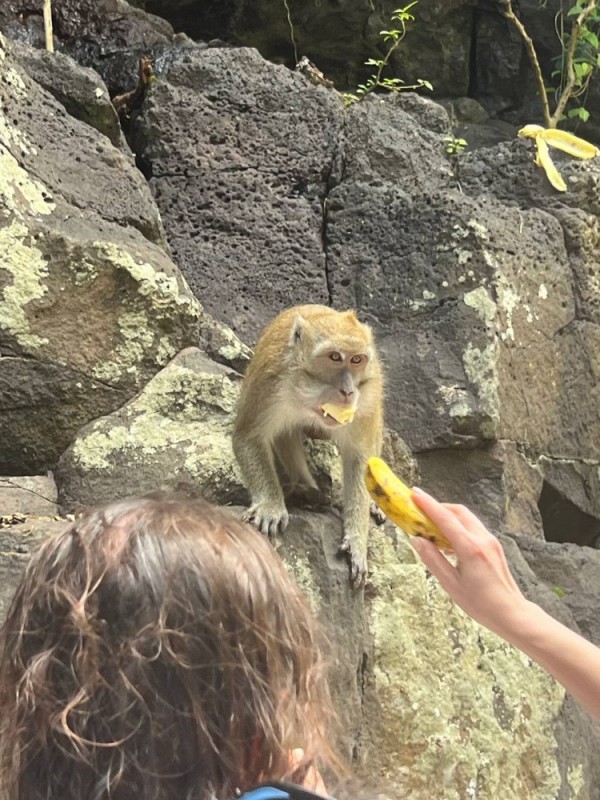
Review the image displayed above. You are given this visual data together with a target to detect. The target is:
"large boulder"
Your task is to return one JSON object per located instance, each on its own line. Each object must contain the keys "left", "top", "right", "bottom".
{"left": 0, "top": 34, "right": 251, "bottom": 474}
{"left": 56, "top": 348, "right": 245, "bottom": 512}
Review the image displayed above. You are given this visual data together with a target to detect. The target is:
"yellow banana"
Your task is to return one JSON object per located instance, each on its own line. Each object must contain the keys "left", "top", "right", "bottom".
{"left": 539, "top": 128, "right": 598, "bottom": 159}
{"left": 365, "top": 456, "right": 452, "bottom": 549}
{"left": 535, "top": 136, "right": 567, "bottom": 192}
{"left": 517, "top": 124, "right": 598, "bottom": 192}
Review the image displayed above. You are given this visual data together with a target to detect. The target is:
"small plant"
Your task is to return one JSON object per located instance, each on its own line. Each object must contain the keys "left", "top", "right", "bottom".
{"left": 501, "top": 0, "right": 600, "bottom": 128}
{"left": 549, "top": 0, "right": 600, "bottom": 125}
{"left": 443, "top": 135, "right": 468, "bottom": 155}
{"left": 552, "top": 586, "right": 567, "bottom": 598}
{"left": 342, "top": 2, "right": 433, "bottom": 107}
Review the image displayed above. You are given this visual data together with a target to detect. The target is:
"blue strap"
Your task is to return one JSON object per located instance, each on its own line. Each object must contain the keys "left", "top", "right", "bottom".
{"left": 240, "top": 788, "right": 290, "bottom": 800}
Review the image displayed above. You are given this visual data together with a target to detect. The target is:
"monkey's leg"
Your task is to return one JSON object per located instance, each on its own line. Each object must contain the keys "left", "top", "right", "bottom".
{"left": 274, "top": 430, "right": 318, "bottom": 489}
{"left": 234, "top": 436, "right": 289, "bottom": 537}
{"left": 338, "top": 452, "right": 371, "bottom": 588}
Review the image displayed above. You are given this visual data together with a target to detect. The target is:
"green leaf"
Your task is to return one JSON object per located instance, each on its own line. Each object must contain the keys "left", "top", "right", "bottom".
{"left": 567, "top": 5, "right": 586, "bottom": 16}
{"left": 567, "top": 106, "right": 591, "bottom": 120}
{"left": 365, "top": 58, "right": 384, "bottom": 66}
{"left": 574, "top": 61, "right": 593, "bottom": 79}
{"left": 579, "top": 28, "right": 599, "bottom": 47}
{"left": 552, "top": 586, "right": 566, "bottom": 598}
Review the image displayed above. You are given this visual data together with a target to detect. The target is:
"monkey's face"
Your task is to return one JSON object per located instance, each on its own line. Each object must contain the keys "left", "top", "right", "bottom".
{"left": 286, "top": 310, "right": 377, "bottom": 429}
{"left": 295, "top": 345, "right": 374, "bottom": 430}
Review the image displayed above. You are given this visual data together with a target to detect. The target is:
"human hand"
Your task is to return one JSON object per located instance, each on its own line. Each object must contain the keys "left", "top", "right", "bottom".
{"left": 409, "top": 488, "right": 531, "bottom": 638}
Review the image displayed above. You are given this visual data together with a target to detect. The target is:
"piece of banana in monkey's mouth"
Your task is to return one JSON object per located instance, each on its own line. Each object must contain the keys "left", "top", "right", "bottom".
{"left": 321, "top": 403, "right": 356, "bottom": 425}
{"left": 365, "top": 456, "right": 452, "bottom": 549}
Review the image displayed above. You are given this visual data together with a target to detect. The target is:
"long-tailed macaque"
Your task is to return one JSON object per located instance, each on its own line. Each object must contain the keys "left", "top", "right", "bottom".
{"left": 233, "top": 304, "right": 384, "bottom": 586}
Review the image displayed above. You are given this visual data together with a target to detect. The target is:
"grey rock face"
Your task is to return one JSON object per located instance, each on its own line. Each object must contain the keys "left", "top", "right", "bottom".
{"left": 56, "top": 348, "right": 246, "bottom": 512}
{"left": 10, "top": 43, "right": 127, "bottom": 149}
{"left": 0, "top": 474, "right": 58, "bottom": 516}
{"left": 131, "top": 47, "right": 337, "bottom": 342}
{"left": 0, "top": 33, "right": 202, "bottom": 473}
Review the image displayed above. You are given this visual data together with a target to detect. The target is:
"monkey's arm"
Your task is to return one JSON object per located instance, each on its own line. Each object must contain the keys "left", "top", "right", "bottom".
{"left": 233, "top": 430, "right": 289, "bottom": 537}
{"left": 339, "top": 447, "right": 372, "bottom": 587}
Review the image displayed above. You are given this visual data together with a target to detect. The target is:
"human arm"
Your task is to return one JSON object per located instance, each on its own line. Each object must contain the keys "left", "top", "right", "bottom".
{"left": 410, "top": 487, "right": 600, "bottom": 721}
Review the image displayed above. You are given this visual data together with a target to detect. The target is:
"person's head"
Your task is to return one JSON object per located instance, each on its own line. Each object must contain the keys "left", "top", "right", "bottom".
{"left": 0, "top": 493, "right": 338, "bottom": 800}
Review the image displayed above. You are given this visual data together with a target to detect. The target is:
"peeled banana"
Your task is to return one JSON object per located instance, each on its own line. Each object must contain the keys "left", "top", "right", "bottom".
{"left": 321, "top": 403, "right": 356, "bottom": 425}
{"left": 365, "top": 456, "right": 452, "bottom": 550}
{"left": 517, "top": 124, "right": 599, "bottom": 192}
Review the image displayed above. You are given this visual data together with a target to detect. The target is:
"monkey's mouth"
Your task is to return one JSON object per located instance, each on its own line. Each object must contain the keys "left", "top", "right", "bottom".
{"left": 319, "top": 403, "right": 356, "bottom": 426}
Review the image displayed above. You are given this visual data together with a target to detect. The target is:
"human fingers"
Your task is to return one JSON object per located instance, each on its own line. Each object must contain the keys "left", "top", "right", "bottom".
{"left": 444, "top": 503, "right": 492, "bottom": 538}
{"left": 411, "top": 487, "right": 471, "bottom": 555}
{"left": 411, "top": 537, "right": 459, "bottom": 594}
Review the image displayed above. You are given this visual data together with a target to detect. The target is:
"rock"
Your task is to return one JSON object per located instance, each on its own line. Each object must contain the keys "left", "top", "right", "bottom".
{"left": 0, "top": 33, "right": 213, "bottom": 473}
{"left": 0, "top": 474, "right": 58, "bottom": 516}
{"left": 56, "top": 348, "right": 246, "bottom": 512}
{"left": 263, "top": 507, "right": 367, "bottom": 756}
{"left": 198, "top": 313, "right": 253, "bottom": 374}
{"left": 0, "top": 0, "right": 174, "bottom": 70}
{"left": 10, "top": 42, "right": 127, "bottom": 149}
{"left": 0, "top": 515, "right": 68, "bottom": 622}
{"left": 513, "top": 535, "right": 600, "bottom": 644}
{"left": 137, "top": 0, "right": 475, "bottom": 96}
{"left": 130, "top": 46, "right": 338, "bottom": 342}
{"left": 360, "top": 523, "right": 600, "bottom": 798}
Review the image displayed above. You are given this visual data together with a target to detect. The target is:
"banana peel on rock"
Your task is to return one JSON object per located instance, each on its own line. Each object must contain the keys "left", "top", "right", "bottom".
{"left": 365, "top": 456, "right": 452, "bottom": 550}
{"left": 518, "top": 124, "right": 599, "bottom": 192}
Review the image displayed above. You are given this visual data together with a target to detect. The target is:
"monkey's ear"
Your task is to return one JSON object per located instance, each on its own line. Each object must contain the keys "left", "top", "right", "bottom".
{"left": 290, "top": 314, "right": 306, "bottom": 346}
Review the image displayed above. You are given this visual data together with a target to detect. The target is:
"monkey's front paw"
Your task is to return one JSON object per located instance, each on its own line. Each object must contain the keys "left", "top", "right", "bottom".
{"left": 370, "top": 501, "right": 387, "bottom": 526}
{"left": 243, "top": 503, "right": 289, "bottom": 537}
{"left": 339, "top": 535, "right": 368, "bottom": 588}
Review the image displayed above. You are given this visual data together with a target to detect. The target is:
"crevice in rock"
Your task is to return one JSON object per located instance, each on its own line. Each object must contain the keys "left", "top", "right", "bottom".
{"left": 320, "top": 125, "right": 345, "bottom": 308}
{"left": 0, "top": 354, "right": 129, "bottom": 395}
{"left": 538, "top": 480, "right": 600, "bottom": 548}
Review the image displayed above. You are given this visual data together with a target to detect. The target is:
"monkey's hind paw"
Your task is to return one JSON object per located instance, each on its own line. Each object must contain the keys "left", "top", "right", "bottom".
{"left": 370, "top": 501, "right": 387, "bottom": 526}
{"left": 243, "top": 503, "right": 289, "bottom": 538}
{"left": 339, "top": 535, "right": 368, "bottom": 589}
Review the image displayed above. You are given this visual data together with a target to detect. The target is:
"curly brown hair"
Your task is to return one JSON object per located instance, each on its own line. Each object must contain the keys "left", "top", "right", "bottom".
{"left": 0, "top": 494, "right": 340, "bottom": 800}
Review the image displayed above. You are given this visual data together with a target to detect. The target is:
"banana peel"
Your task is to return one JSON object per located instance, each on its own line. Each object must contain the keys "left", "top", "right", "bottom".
{"left": 365, "top": 456, "right": 452, "bottom": 549}
{"left": 518, "top": 125, "right": 599, "bottom": 192}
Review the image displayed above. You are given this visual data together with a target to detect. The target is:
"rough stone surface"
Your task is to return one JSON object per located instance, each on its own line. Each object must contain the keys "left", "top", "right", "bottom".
{"left": 0, "top": 474, "right": 58, "bottom": 516}
{"left": 10, "top": 42, "right": 127, "bottom": 148}
{"left": 0, "top": 34, "right": 248, "bottom": 474}
{"left": 514, "top": 536, "right": 600, "bottom": 646}
{"left": 132, "top": 0, "right": 476, "bottom": 96}
{"left": 361, "top": 524, "right": 600, "bottom": 799}
{"left": 0, "top": 516, "right": 68, "bottom": 622}
{"left": 56, "top": 348, "right": 246, "bottom": 512}
{"left": 0, "top": 0, "right": 174, "bottom": 74}
{"left": 259, "top": 507, "right": 367, "bottom": 758}
{"left": 131, "top": 46, "right": 337, "bottom": 342}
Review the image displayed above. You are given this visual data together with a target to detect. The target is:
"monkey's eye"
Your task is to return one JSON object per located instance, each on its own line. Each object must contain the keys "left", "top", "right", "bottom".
{"left": 329, "top": 352, "right": 342, "bottom": 362}
{"left": 350, "top": 355, "right": 362, "bottom": 365}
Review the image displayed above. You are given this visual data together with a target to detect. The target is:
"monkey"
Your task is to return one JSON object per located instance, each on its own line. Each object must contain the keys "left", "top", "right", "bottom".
{"left": 232, "top": 304, "right": 384, "bottom": 587}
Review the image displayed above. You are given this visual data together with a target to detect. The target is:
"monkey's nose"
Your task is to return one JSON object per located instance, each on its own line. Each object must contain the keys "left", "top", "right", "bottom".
{"left": 339, "top": 388, "right": 354, "bottom": 400}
